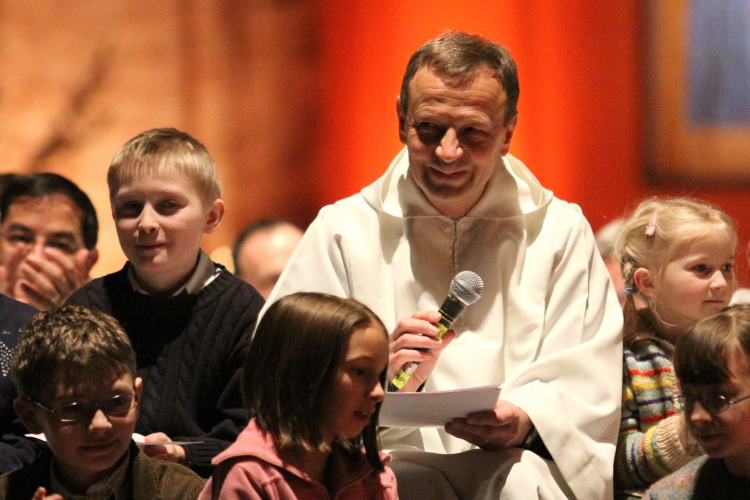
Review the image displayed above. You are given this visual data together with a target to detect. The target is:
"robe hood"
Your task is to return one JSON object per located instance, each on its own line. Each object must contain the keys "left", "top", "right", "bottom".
{"left": 360, "top": 147, "right": 553, "bottom": 219}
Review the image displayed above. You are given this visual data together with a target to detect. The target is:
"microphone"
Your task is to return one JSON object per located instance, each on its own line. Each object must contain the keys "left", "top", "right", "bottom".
{"left": 391, "top": 271, "right": 484, "bottom": 389}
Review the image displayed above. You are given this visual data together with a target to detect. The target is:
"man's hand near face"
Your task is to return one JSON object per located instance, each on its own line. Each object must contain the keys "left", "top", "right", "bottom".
{"left": 388, "top": 310, "right": 456, "bottom": 392}
{"left": 0, "top": 188, "right": 99, "bottom": 310}
{"left": 0, "top": 247, "right": 96, "bottom": 310}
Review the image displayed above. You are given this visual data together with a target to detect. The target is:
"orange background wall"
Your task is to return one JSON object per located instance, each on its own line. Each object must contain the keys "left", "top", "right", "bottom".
{"left": 313, "top": 1, "right": 645, "bottom": 210}
{"left": 2, "top": 1, "right": 749, "bottom": 283}
{"left": 313, "top": 1, "right": 750, "bottom": 283}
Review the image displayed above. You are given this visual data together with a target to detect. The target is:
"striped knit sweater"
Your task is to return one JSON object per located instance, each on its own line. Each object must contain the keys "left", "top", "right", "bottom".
{"left": 615, "top": 317, "right": 701, "bottom": 492}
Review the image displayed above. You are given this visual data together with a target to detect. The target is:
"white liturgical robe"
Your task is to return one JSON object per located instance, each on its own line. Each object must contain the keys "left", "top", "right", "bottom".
{"left": 265, "top": 148, "right": 623, "bottom": 500}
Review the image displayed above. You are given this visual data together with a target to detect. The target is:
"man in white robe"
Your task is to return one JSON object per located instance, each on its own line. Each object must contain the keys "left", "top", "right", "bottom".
{"left": 265, "top": 31, "right": 623, "bottom": 500}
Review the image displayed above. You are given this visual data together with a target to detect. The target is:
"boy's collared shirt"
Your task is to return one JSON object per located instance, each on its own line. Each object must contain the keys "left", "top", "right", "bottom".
{"left": 50, "top": 448, "right": 131, "bottom": 500}
{"left": 127, "top": 250, "right": 219, "bottom": 297}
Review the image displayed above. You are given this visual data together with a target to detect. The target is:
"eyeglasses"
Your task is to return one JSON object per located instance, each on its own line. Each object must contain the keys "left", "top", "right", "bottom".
{"left": 29, "top": 393, "right": 137, "bottom": 423}
{"left": 672, "top": 392, "right": 750, "bottom": 414}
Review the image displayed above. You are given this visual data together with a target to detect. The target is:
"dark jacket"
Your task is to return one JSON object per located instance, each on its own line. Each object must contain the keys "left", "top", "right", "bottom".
{"left": 0, "top": 441, "right": 205, "bottom": 500}
{"left": 67, "top": 262, "right": 264, "bottom": 476}
{"left": 0, "top": 294, "right": 38, "bottom": 473}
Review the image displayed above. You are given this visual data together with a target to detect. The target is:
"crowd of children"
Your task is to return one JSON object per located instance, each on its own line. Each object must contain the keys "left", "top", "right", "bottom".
{"left": 0, "top": 128, "right": 399, "bottom": 500}
{"left": 1, "top": 126, "right": 750, "bottom": 499}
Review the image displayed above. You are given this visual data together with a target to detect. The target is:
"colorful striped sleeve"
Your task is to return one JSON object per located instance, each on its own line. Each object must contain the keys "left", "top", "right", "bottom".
{"left": 615, "top": 344, "right": 697, "bottom": 490}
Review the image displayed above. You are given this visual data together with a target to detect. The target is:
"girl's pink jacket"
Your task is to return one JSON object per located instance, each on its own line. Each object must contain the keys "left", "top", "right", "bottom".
{"left": 198, "top": 420, "right": 398, "bottom": 500}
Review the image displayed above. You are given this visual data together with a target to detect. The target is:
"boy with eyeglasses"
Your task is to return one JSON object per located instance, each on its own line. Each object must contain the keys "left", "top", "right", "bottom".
{"left": 644, "top": 304, "right": 750, "bottom": 499}
{"left": 0, "top": 306, "right": 204, "bottom": 499}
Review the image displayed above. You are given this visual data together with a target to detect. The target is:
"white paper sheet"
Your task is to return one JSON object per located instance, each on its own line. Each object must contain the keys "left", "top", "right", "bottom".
{"left": 26, "top": 432, "right": 203, "bottom": 445}
{"left": 379, "top": 385, "right": 500, "bottom": 428}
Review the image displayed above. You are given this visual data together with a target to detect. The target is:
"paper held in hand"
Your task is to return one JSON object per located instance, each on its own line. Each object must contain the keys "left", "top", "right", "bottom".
{"left": 26, "top": 432, "right": 203, "bottom": 446}
{"left": 379, "top": 385, "right": 501, "bottom": 428}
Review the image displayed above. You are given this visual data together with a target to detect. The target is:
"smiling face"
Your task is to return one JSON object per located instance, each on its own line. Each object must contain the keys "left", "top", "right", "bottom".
{"left": 0, "top": 194, "right": 86, "bottom": 286}
{"left": 683, "top": 343, "right": 750, "bottom": 477}
{"left": 398, "top": 67, "right": 517, "bottom": 219}
{"left": 17, "top": 371, "right": 141, "bottom": 493}
{"left": 112, "top": 167, "right": 223, "bottom": 295}
{"left": 320, "top": 324, "right": 388, "bottom": 445}
{"left": 638, "top": 225, "right": 736, "bottom": 343}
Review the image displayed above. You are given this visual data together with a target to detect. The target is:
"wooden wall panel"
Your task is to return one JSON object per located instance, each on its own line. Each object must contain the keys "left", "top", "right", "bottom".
{"left": 0, "top": 0, "right": 319, "bottom": 276}
{"left": 2, "top": 2, "right": 750, "bottom": 284}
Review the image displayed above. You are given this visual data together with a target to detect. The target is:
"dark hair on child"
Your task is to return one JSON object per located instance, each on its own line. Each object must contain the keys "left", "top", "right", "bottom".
{"left": 11, "top": 306, "right": 136, "bottom": 399}
{"left": 675, "top": 304, "right": 750, "bottom": 385}
{"left": 243, "top": 292, "right": 388, "bottom": 471}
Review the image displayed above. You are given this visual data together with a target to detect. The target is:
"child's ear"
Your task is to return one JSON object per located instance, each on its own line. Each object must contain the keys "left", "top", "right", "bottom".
{"left": 13, "top": 397, "right": 44, "bottom": 434}
{"left": 203, "top": 199, "right": 225, "bottom": 234}
{"left": 134, "top": 377, "right": 143, "bottom": 399}
{"left": 633, "top": 268, "right": 656, "bottom": 300}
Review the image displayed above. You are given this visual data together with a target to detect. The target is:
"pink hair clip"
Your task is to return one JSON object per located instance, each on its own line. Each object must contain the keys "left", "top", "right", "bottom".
{"left": 645, "top": 210, "right": 658, "bottom": 237}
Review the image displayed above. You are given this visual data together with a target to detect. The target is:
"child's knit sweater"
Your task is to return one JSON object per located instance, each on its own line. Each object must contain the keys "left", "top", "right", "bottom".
{"left": 643, "top": 456, "right": 750, "bottom": 499}
{"left": 615, "top": 312, "right": 701, "bottom": 491}
{"left": 68, "top": 261, "right": 264, "bottom": 477}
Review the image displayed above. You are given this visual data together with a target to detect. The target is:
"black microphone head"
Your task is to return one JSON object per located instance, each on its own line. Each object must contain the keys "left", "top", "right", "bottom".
{"left": 450, "top": 271, "right": 484, "bottom": 306}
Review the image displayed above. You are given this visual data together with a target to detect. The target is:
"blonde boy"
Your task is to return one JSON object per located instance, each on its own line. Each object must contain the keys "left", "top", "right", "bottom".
{"left": 67, "top": 128, "right": 265, "bottom": 477}
{"left": 0, "top": 306, "right": 204, "bottom": 499}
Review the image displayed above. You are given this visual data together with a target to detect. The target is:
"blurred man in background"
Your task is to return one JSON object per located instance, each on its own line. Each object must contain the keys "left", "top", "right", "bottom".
{"left": 232, "top": 219, "right": 302, "bottom": 299}
{"left": 0, "top": 173, "right": 98, "bottom": 310}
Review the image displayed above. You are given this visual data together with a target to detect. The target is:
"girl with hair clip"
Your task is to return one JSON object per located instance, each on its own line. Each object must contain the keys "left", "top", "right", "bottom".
{"left": 199, "top": 292, "right": 398, "bottom": 500}
{"left": 644, "top": 304, "right": 750, "bottom": 499}
{"left": 613, "top": 197, "right": 737, "bottom": 499}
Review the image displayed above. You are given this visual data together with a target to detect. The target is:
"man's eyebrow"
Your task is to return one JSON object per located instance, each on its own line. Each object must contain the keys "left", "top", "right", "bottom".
{"left": 4, "top": 225, "right": 80, "bottom": 244}
{"left": 47, "top": 232, "right": 79, "bottom": 243}
{"left": 4, "top": 223, "right": 33, "bottom": 233}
